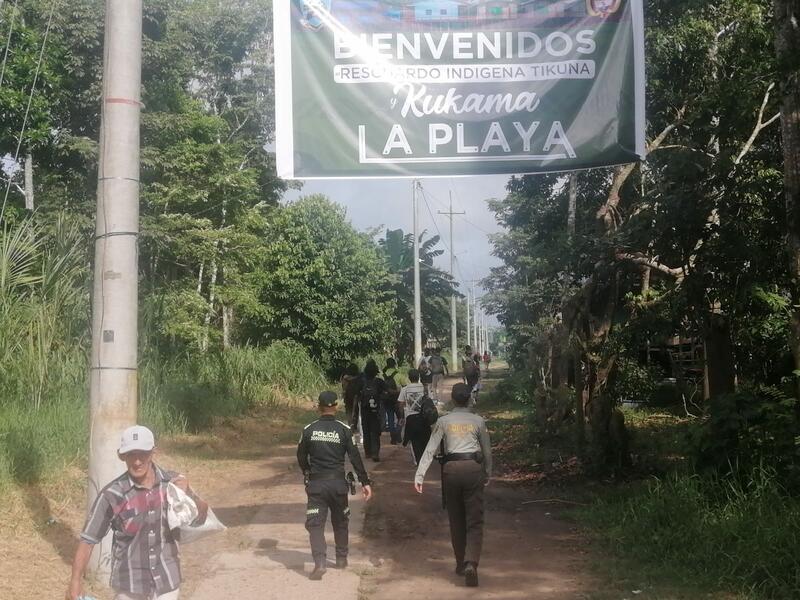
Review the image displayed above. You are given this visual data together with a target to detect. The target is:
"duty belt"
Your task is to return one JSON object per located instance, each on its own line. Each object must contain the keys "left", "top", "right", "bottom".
{"left": 308, "top": 471, "right": 346, "bottom": 481}
{"left": 443, "top": 452, "right": 482, "bottom": 463}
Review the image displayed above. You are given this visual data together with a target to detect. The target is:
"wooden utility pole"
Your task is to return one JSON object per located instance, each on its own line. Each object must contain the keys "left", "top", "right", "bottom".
{"left": 438, "top": 193, "right": 464, "bottom": 368}
{"left": 87, "top": 0, "right": 143, "bottom": 576}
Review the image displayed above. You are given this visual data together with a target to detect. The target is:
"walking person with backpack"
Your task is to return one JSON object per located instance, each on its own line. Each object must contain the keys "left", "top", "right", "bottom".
{"left": 418, "top": 348, "right": 433, "bottom": 396}
{"left": 351, "top": 360, "right": 386, "bottom": 462}
{"left": 463, "top": 346, "right": 481, "bottom": 406}
{"left": 399, "top": 369, "right": 438, "bottom": 464}
{"left": 429, "top": 347, "right": 449, "bottom": 402}
{"left": 382, "top": 358, "right": 402, "bottom": 445}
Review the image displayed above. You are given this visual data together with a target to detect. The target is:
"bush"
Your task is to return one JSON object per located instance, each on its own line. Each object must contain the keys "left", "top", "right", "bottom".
{"left": 690, "top": 386, "right": 800, "bottom": 489}
{"left": 608, "top": 357, "right": 665, "bottom": 407}
{"left": 494, "top": 369, "right": 535, "bottom": 405}
{"left": 579, "top": 468, "right": 800, "bottom": 598}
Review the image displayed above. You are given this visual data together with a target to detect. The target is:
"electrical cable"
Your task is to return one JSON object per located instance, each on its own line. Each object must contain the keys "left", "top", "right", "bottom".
{"left": 0, "top": 0, "right": 21, "bottom": 90}
{"left": 0, "top": 0, "right": 56, "bottom": 221}
{"left": 426, "top": 186, "right": 496, "bottom": 236}
{"left": 419, "top": 185, "right": 450, "bottom": 256}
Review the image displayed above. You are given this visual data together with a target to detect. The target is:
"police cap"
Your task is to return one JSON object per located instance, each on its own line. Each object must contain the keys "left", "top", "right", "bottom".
{"left": 318, "top": 391, "right": 338, "bottom": 407}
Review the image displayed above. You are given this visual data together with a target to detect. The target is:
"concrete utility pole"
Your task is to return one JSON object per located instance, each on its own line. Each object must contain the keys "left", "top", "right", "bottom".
{"left": 413, "top": 180, "right": 422, "bottom": 364}
{"left": 466, "top": 287, "right": 471, "bottom": 348}
{"left": 473, "top": 297, "right": 479, "bottom": 355}
{"left": 24, "top": 153, "right": 33, "bottom": 211}
{"left": 87, "top": 0, "right": 143, "bottom": 576}
{"left": 438, "top": 192, "right": 464, "bottom": 369}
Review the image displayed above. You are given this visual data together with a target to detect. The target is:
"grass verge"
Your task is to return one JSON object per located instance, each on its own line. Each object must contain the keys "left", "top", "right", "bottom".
{"left": 482, "top": 369, "right": 800, "bottom": 600}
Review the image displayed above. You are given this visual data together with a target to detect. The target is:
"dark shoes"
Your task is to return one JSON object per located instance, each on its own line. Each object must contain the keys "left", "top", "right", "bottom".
{"left": 335, "top": 557, "right": 348, "bottom": 569}
{"left": 464, "top": 562, "right": 479, "bottom": 587}
{"left": 309, "top": 563, "right": 327, "bottom": 580}
{"left": 455, "top": 562, "right": 465, "bottom": 575}
{"left": 372, "top": 456, "right": 380, "bottom": 462}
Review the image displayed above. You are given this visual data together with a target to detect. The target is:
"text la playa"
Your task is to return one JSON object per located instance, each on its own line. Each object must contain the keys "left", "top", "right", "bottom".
{"left": 359, "top": 120, "right": 576, "bottom": 163}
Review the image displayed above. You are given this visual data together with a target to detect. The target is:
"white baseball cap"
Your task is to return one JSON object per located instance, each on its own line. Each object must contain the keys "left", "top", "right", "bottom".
{"left": 118, "top": 425, "right": 155, "bottom": 454}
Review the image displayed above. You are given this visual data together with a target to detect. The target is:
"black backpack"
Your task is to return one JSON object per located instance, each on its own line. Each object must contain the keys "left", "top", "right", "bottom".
{"left": 420, "top": 395, "right": 439, "bottom": 426}
{"left": 361, "top": 377, "right": 381, "bottom": 413}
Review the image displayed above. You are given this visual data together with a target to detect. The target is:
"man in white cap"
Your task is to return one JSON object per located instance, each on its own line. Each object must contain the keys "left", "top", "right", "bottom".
{"left": 65, "top": 425, "right": 208, "bottom": 600}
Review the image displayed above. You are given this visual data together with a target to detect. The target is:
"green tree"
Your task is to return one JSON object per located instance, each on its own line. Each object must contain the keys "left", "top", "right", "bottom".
{"left": 487, "top": 0, "right": 786, "bottom": 469}
{"left": 379, "top": 228, "right": 461, "bottom": 362}
{"left": 242, "top": 195, "right": 396, "bottom": 368}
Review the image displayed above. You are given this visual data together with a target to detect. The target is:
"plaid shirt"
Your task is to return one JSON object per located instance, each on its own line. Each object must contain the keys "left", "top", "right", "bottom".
{"left": 80, "top": 464, "right": 182, "bottom": 595}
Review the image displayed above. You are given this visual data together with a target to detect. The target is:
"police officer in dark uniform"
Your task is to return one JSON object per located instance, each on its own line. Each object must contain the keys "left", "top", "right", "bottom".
{"left": 414, "top": 383, "right": 492, "bottom": 587}
{"left": 297, "top": 391, "right": 373, "bottom": 580}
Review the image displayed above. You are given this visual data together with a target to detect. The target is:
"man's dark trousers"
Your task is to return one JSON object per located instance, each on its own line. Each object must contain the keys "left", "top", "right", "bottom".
{"left": 403, "top": 413, "right": 431, "bottom": 464}
{"left": 443, "top": 460, "right": 485, "bottom": 566}
{"left": 361, "top": 410, "right": 382, "bottom": 459}
{"left": 305, "top": 478, "right": 350, "bottom": 565}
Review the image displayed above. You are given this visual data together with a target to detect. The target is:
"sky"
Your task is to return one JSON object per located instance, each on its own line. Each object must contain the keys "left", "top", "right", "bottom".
{"left": 283, "top": 174, "right": 510, "bottom": 319}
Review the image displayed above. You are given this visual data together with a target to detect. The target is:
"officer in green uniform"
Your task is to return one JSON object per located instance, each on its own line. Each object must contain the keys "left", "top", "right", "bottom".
{"left": 414, "top": 383, "right": 492, "bottom": 587}
{"left": 297, "top": 391, "right": 373, "bottom": 580}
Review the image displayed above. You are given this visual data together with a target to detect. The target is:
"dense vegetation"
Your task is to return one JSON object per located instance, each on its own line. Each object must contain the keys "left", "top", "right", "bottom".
{"left": 484, "top": 1, "right": 800, "bottom": 596}
{"left": 2, "top": 0, "right": 800, "bottom": 595}
{"left": 0, "top": 0, "right": 459, "bottom": 485}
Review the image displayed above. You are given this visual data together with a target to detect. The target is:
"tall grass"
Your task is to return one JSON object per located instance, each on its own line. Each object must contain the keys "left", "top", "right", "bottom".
{"left": 0, "top": 215, "right": 329, "bottom": 488}
{"left": 578, "top": 467, "right": 800, "bottom": 599}
{"left": 0, "top": 343, "right": 328, "bottom": 489}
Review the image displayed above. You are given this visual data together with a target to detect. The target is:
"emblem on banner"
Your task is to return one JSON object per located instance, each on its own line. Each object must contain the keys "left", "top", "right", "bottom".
{"left": 587, "top": 0, "right": 621, "bottom": 16}
{"left": 300, "top": 0, "right": 331, "bottom": 31}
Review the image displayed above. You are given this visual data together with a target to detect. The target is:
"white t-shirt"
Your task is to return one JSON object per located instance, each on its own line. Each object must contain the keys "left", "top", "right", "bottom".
{"left": 398, "top": 382, "right": 426, "bottom": 416}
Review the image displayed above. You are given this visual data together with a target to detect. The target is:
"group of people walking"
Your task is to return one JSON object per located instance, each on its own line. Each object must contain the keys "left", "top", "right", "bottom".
{"left": 298, "top": 347, "right": 493, "bottom": 585}
{"left": 65, "top": 348, "right": 494, "bottom": 599}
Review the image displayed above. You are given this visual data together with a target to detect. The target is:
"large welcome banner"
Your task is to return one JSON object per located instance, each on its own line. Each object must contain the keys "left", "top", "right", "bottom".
{"left": 274, "top": 0, "right": 645, "bottom": 179}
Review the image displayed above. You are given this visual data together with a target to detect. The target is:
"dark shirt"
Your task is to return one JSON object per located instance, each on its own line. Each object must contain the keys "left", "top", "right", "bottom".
{"left": 350, "top": 375, "right": 386, "bottom": 425}
{"left": 297, "top": 415, "right": 370, "bottom": 484}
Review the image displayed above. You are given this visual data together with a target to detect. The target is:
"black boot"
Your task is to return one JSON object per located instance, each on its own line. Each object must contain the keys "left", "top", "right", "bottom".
{"left": 309, "top": 562, "right": 327, "bottom": 580}
{"left": 336, "top": 557, "right": 348, "bottom": 569}
{"left": 464, "top": 562, "right": 478, "bottom": 587}
{"left": 455, "top": 561, "right": 465, "bottom": 575}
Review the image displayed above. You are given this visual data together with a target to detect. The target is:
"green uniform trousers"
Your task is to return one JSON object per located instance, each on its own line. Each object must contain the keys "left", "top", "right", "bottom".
{"left": 443, "top": 460, "right": 485, "bottom": 566}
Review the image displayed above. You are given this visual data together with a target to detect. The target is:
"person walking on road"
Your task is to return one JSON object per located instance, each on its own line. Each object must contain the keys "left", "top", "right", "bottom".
{"left": 297, "top": 391, "right": 373, "bottom": 580}
{"left": 65, "top": 425, "right": 208, "bottom": 600}
{"left": 462, "top": 346, "right": 481, "bottom": 405}
{"left": 399, "top": 369, "right": 438, "bottom": 463}
{"left": 418, "top": 348, "right": 433, "bottom": 396}
{"left": 340, "top": 362, "right": 361, "bottom": 426}
{"left": 382, "top": 358, "right": 402, "bottom": 445}
{"left": 414, "top": 383, "right": 492, "bottom": 588}
{"left": 429, "top": 347, "right": 449, "bottom": 402}
{"left": 351, "top": 359, "right": 386, "bottom": 461}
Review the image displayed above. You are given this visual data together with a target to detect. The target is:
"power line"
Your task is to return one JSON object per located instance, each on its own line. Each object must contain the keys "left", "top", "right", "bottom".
{"left": 419, "top": 184, "right": 450, "bottom": 255}
{"left": 425, "top": 186, "right": 496, "bottom": 236}
{"left": 0, "top": 0, "right": 21, "bottom": 90}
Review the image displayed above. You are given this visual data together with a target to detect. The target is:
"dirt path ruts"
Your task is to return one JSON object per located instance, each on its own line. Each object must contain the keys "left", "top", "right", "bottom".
{"left": 358, "top": 375, "right": 596, "bottom": 599}
{"left": 181, "top": 375, "right": 597, "bottom": 600}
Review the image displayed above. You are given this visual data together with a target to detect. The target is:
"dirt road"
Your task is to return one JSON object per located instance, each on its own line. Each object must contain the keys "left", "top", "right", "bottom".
{"left": 180, "top": 375, "right": 596, "bottom": 600}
